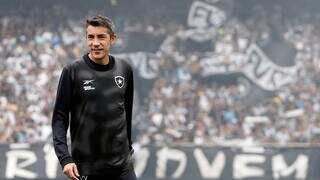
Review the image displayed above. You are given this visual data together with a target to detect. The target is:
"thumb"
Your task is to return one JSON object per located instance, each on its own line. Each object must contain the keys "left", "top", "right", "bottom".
{"left": 73, "top": 164, "right": 80, "bottom": 177}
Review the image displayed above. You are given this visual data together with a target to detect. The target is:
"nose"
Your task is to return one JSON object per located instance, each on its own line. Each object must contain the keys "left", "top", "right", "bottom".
{"left": 92, "top": 38, "right": 100, "bottom": 46}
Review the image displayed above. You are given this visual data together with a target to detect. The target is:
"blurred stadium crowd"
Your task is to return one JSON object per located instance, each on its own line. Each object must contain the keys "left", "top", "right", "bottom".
{"left": 1, "top": 0, "right": 320, "bottom": 146}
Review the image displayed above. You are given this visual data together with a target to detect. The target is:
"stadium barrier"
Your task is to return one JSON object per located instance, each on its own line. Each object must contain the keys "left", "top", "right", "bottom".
{"left": 0, "top": 143, "right": 319, "bottom": 179}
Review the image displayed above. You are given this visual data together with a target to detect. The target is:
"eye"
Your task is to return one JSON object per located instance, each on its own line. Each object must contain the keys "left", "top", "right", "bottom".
{"left": 98, "top": 35, "right": 107, "bottom": 39}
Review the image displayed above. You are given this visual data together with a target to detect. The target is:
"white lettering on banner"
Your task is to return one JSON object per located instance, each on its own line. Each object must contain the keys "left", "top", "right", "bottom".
{"left": 43, "top": 143, "right": 59, "bottom": 179}
{"left": 6, "top": 150, "right": 37, "bottom": 179}
{"left": 133, "top": 147, "right": 150, "bottom": 178}
{"left": 233, "top": 155, "right": 266, "bottom": 179}
{"left": 156, "top": 147, "right": 187, "bottom": 178}
{"left": 188, "top": 1, "right": 226, "bottom": 28}
{"left": 272, "top": 154, "right": 308, "bottom": 179}
{"left": 116, "top": 53, "right": 159, "bottom": 79}
{"left": 242, "top": 44, "right": 299, "bottom": 91}
{"left": 199, "top": 52, "right": 244, "bottom": 76}
{"left": 193, "top": 148, "right": 225, "bottom": 178}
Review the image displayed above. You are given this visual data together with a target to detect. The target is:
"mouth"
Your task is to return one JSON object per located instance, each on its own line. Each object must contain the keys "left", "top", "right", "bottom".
{"left": 92, "top": 49, "right": 103, "bottom": 52}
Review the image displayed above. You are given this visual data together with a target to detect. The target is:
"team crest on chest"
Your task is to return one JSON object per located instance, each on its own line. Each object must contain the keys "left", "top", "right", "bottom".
{"left": 115, "top": 76, "right": 125, "bottom": 88}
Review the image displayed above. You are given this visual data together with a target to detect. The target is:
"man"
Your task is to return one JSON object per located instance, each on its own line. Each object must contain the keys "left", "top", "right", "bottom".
{"left": 52, "top": 15, "right": 136, "bottom": 180}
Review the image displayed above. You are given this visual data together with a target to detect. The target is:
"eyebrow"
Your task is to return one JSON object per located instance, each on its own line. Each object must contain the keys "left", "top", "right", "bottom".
{"left": 87, "top": 33, "right": 109, "bottom": 36}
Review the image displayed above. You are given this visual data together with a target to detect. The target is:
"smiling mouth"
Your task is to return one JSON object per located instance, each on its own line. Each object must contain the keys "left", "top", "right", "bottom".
{"left": 92, "top": 47, "right": 104, "bottom": 50}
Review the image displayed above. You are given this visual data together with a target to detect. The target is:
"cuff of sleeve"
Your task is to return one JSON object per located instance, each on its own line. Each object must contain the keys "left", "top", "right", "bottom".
{"left": 129, "top": 146, "right": 134, "bottom": 155}
{"left": 60, "top": 157, "right": 74, "bottom": 169}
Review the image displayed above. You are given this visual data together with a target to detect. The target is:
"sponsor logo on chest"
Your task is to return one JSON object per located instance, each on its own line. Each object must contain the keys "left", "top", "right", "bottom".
{"left": 83, "top": 79, "right": 95, "bottom": 91}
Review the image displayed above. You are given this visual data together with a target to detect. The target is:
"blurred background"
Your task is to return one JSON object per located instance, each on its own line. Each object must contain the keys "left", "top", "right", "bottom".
{"left": 1, "top": 0, "right": 320, "bottom": 179}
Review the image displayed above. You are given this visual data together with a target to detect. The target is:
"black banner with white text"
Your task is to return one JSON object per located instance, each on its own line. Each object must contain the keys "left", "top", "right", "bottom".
{"left": 0, "top": 143, "right": 319, "bottom": 179}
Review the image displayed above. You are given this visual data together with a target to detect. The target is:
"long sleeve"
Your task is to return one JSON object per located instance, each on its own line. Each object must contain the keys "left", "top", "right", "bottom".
{"left": 52, "top": 67, "right": 74, "bottom": 168}
{"left": 125, "top": 67, "right": 134, "bottom": 151}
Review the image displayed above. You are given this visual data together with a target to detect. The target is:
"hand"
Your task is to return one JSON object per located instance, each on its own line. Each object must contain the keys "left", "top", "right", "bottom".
{"left": 63, "top": 163, "right": 80, "bottom": 180}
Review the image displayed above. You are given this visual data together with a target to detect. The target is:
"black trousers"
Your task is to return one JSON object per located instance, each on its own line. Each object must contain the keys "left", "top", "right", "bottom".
{"left": 79, "top": 169, "right": 137, "bottom": 180}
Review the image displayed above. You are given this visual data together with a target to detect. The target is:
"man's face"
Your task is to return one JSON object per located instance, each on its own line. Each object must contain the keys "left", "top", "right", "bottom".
{"left": 86, "top": 25, "right": 116, "bottom": 61}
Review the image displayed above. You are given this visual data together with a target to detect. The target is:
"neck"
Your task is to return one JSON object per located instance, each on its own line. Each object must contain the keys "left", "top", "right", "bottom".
{"left": 88, "top": 53, "right": 110, "bottom": 65}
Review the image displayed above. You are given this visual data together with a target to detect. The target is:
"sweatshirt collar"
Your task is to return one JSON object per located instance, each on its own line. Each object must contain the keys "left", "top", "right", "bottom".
{"left": 83, "top": 53, "right": 115, "bottom": 71}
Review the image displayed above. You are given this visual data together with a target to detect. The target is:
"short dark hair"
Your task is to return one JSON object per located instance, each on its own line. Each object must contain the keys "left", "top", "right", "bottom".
{"left": 86, "top": 15, "right": 116, "bottom": 36}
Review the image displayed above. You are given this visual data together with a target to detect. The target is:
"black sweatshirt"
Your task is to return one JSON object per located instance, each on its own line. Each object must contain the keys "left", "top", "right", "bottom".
{"left": 52, "top": 54, "right": 134, "bottom": 175}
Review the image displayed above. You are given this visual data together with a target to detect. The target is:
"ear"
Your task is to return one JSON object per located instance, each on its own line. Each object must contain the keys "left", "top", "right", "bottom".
{"left": 110, "top": 34, "right": 117, "bottom": 45}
